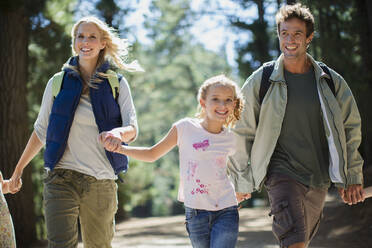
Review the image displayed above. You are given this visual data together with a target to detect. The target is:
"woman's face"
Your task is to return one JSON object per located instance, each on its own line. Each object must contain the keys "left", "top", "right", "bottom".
{"left": 74, "top": 22, "right": 106, "bottom": 62}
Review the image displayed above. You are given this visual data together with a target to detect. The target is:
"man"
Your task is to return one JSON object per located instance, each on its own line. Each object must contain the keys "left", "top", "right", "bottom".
{"left": 229, "top": 3, "right": 365, "bottom": 248}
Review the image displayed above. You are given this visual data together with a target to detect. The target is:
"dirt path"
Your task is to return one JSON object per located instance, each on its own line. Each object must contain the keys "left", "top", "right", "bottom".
{"left": 30, "top": 192, "right": 370, "bottom": 248}
{"left": 103, "top": 207, "right": 276, "bottom": 248}
{"left": 86, "top": 192, "right": 369, "bottom": 248}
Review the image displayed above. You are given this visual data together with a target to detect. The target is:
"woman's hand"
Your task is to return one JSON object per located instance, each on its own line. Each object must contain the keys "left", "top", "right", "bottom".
{"left": 98, "top": 131, "right": 122, "bottom": 152}
{"left": 8, "top": 170, "right": 23, "bottom": 194}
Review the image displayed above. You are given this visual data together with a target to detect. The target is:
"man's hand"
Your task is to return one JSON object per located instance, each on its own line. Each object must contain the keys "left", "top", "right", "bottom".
{"left": 338, "top": 184, "right": 365, "bottom": 205}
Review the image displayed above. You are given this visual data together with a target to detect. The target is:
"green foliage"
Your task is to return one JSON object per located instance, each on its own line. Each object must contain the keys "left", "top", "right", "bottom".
{"left": 230, "top": 0, "right": 275, "bottom": 78}
{"left": 23, "top": 1, "right": 372, "bottom": 241}
{"left": 121, "top": 0, "right": 232, "bottom": 216}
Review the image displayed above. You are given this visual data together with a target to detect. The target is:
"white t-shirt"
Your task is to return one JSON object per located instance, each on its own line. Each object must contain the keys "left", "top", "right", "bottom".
{"left": 34, "top": 75, "right": 138, "bottom": 180}
{"left": 175, "top": 118, "right": 238, "bottom": 211}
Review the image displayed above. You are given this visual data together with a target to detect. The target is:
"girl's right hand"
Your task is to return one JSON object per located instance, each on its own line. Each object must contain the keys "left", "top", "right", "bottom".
{"left": 236, "top": 192, "right": 251, "bottom": 203}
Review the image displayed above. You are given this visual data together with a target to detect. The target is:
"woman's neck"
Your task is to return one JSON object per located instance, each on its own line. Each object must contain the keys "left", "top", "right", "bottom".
{"left": 78, "top": 57, "right": 98, "bottom": 79}
{"left": 200, "top": 119, "right": 223, "bottom": 134}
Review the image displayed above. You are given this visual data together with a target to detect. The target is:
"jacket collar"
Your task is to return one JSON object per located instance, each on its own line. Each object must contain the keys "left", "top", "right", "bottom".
{"left": 269, "top": 53, "right": 330, "bottom": 83}
{"left": 63, "top": 56, "right": 110, "bottom": 76}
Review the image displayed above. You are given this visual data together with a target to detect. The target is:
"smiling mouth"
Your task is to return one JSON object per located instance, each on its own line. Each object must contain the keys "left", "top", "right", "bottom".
{"left": 285, "top": 45, "right": 297, "bottom": 51}
{"left": 215, "top": 110, "right": 229, "bottom": 116}
{"left": 81, "top": 48, "right": 93, "bottom": 52}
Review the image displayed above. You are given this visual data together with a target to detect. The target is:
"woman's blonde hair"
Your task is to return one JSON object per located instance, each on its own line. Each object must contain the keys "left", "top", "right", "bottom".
{"left": 196, "top": 74, "right": 244, "bottom": 128}
{"left": 71, "top": 16, "right": 143, "bottom": 72}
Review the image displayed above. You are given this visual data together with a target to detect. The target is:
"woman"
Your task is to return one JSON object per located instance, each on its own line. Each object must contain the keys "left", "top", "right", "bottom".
{"left": 9, "top": 16, "right": 142, "bottom": 247}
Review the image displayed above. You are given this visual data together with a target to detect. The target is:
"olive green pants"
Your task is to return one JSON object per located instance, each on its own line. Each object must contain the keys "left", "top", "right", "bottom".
{"left": 43, "top": 169, "right": 117, "bottom": 248}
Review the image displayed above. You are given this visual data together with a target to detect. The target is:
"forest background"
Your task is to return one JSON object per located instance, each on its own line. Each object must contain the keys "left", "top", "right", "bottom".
{"left": 1, "top": 0, "right": 372, "bottom": 246}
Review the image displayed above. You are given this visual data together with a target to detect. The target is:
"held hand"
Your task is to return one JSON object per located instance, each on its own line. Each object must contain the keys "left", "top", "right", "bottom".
{"left": 0, "top": 173, "right": 6, "bottom": 193}
{"left": 236, "top": 192, "right": 251, "bottom": 203}
{"left": 9, "top": 170, "right": 23, "bottom": 194}
{"left": 1, "top": 178, "right": 11, "bottom": 194}
{"left": 338, "top": 184, "right": 365, "bottom": 205}
{"left": 99, "top": 132, "right": 122, "bottom": 152}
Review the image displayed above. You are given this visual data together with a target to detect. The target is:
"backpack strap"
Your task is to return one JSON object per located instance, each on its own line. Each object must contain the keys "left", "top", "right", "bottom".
{"left": 51, "top": 71, "right": 65, "bottom": 98}
{"left": 259, "top": 61, "right": 275, "bottom": 105}
{"left": 106, "top": 69, "right": 120, "bottom": 101}
{"left": 51, "top": 70, "right": 121, "bottom": 101}
{"left": 259, "top": 61, "right": 336, "bottom": 104}
{"left": 317, "top": 62, "right": 336, "bottom": 96}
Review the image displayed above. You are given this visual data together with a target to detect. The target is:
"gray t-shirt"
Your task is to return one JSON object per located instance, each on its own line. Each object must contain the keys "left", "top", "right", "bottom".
{"left": 268, "top": 67, "right": 330, "bottom": 188}
{"left": 34, "top": 75, "right": 138, "bottom": 180}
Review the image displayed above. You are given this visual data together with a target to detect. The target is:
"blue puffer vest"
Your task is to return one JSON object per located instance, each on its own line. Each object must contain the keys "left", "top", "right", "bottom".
{"left": 44, "top": 57, "right": 128, "bottom": 175}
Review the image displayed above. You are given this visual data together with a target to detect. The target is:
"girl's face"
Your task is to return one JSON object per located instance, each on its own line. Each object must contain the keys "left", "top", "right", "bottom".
{"left": 200, "top": 84, "right": 236, "bottom": 124}
{"left": 74, "top": 22, "right": 106, "bottom": 62}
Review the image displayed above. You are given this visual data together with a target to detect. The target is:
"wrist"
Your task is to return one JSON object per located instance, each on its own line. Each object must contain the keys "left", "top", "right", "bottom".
{"left": 13, "top": 168, "right": 23, "bottom": 178}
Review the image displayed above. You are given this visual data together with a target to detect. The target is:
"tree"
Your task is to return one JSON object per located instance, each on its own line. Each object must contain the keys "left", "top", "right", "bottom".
{"left": 229, "top": 0, "right": 274, "bottom": 79}
{"left": 0, "top": 0, "right": 46, "bottom": 245}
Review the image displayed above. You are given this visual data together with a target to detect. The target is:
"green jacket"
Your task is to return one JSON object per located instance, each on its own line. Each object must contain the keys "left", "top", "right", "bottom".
{"left": 228, "top": 54, "right": 363, "bottom": 192}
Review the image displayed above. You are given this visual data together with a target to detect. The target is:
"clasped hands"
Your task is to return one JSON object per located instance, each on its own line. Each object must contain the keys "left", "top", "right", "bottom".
{"left": 2, "top": 171, "right": 22, "bottom": 194}
{"left": 98, "top": 128, "right": 123, "bottom": 152}
{"left": 338, "top": 184, "right": 365, "bottom": 205}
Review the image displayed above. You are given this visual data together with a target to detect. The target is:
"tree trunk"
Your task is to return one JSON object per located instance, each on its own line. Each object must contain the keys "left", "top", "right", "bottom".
{"left": 354, "top": 0, "right": 372, "bottom": 171}
{"left": 0, "top": 7, "right": 36, "bottom": 246}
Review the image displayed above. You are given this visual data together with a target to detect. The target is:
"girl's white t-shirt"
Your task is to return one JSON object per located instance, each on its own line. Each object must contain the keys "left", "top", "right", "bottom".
{"left": 175, "top": 117, "right": 238, "bottom": 211}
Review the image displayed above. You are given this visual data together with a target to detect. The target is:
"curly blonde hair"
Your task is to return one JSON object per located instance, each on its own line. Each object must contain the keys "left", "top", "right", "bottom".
{"left": 71, "top": 16, "right": 143, "bottom": 72}
{"left": 196, "top": 74, "right": 244, "bottom": 128}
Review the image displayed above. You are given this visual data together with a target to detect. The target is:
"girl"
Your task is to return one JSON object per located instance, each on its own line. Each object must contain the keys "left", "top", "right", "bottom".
{"left": 100, "top": 74, "right": 249, "bottom": 248}
{"left": 0, "top": 171, "right": 16, "bottom": 248}
{"left": 10, "top": 16, "right": 142, "bottom": 247}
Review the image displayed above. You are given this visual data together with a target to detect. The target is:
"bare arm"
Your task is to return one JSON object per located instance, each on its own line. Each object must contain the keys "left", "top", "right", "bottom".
{"left": 9, "top": 130, "right": 44, "bottom": 193}
{"left": 102, "top": 125, "right": 178, "bottom": 163}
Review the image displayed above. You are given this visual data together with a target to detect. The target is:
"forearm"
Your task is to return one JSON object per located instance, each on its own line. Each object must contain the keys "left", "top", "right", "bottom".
{"left": 109, "top": 125, "right": 137, "bottom": 143}
{"left": 117, "top": 145, "right": 160, "bottom": 163}
{"left": 340, "top": 82, "right": 363, "bottom": 184}
{"left": 13, "top": 130, "right": 44, "bottom": 176}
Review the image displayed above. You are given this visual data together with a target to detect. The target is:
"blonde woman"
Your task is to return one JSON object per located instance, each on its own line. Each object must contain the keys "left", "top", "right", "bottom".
{"left": 10, "top": 16, "right": 142, "bottom": 247}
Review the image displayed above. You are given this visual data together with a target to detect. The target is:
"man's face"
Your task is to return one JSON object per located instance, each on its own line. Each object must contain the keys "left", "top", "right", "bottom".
{"left": 278, "top": 18, "right": 313, "bottom": 60}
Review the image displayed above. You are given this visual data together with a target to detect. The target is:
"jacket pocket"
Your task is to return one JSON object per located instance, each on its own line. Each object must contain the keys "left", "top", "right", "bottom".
{"left": 269, "top": 200, "right": 294, "bottom": 240}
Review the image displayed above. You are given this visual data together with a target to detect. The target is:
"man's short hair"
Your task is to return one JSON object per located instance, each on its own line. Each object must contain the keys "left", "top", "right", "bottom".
{"left": 276, "top": 3, "right": 315, "bottom": 37}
